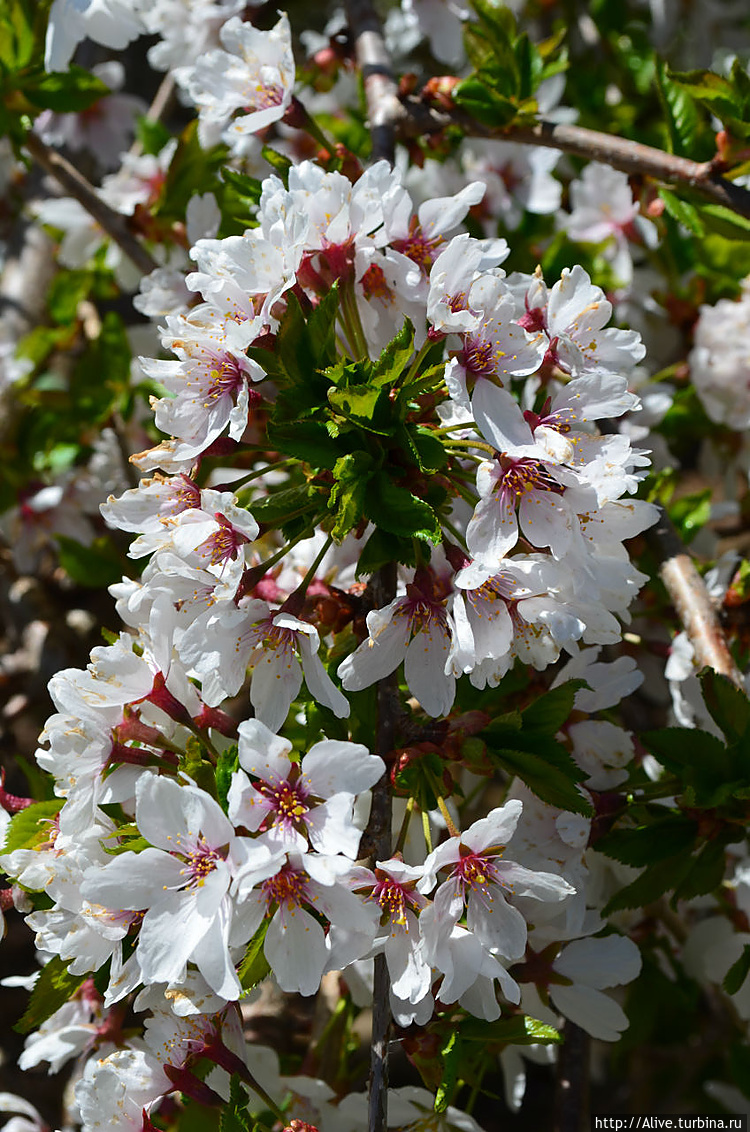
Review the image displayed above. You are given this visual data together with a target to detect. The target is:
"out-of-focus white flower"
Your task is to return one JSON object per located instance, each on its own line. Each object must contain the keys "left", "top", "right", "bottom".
{"left": 690, "top": 278, "right": 750, "bottom": 429}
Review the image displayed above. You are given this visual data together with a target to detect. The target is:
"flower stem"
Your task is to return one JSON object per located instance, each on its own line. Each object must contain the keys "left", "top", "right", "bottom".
{"left": 394, "top": 796, "right": 415, "bottom": 855}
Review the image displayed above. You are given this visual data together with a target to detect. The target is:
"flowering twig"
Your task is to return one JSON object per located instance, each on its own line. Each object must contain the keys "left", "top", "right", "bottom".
{"left": 24, "top": 131, "right": 159, "bottom": 276}
{"left": 647, "top": 507, "right": 744, "bottom": 687}
{"left": 344, "top": 0, "right": 400, "bottom": 164}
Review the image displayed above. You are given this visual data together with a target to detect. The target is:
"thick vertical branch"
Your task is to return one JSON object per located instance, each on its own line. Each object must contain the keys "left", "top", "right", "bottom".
{"left": 554, "top": 1021, "right": 590, "bottom": 1132}
{"left": 365, "top": 562, "right": 398, "bottom": 1132}
{"left": 344, "top": 0, "right": 400, "bottom": 164}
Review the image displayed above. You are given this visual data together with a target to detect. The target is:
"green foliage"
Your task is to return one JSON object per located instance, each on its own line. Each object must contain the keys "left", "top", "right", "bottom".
{"left": 219, "top": 1077, "right": 253, "bottom": 1132}
{"left": 3, "top": 799, "right": 60, "bottom": 854}
{"left": 20, "top": 66, "right": 110, "bottom": 112}
{"left": 482, "top": 681, "right": 593, "bottom": 815}
{"left": 55, "top": 535, "right": 129, "bottom": 589}
{"left": 668, "top": 60, "right": 750, "bottom": 140}
{"left": 455, "top": 0, "right": 566, "bottom": 127}
{"left": 14, "top": 956, "right": 86, "bottom": 1035}
{"left": 216, "top": 745, "right": 239, "bottom": 814}
{"left": 238, "top": 921, "right": 271, "bottom": 994}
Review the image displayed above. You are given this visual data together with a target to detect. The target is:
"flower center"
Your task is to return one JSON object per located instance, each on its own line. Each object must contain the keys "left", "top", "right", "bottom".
{"left": 258, "top": 779, "right": 310, "bottom": 826}
{"left": 460, "top": 337, "right": 496, "bottom": 378}
{"left": 263, "top": 864, "right": 308, "bottom": 909}
{"left": 206, "top": 354, "right": 246, "bottom": 402}
{"left": 373, "top": 878, "right": 409, "bottom": 926}
{"left": 496, "top": 456, "right": 565, "bottom": 498}
{"left": 203, "top": 514, "right": 251, "bottom": 566}
{"left": 392, "top": 220, "right": 443, "bottom": 273}
{"left": 361, "top": 263, "right": 393, "bottom": 303}
{"left": 182, "top": 838, "right": 223, "bottom": 888}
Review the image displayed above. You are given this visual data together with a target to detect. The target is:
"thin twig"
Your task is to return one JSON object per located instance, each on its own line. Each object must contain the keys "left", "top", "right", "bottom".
{"left": 647, "top": 507, "right": 743, "bottom": 687}
{"left": 129, "top": 72, "right": 177, "bottom": 158}
{"left": 344, "top": 0, "right": 400, "bottom": 164}
{"left": 395, "top": 98, "right": 750, "bottom": 219}
{"left": 24, "top": 131, "right": 159, "bottom": 276}
{"left": 365, "top": 562, "right": 398, "bottom": 1132}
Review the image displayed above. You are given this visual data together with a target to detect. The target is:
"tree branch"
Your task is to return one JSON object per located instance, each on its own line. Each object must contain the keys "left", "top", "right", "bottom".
{"left": 647, "top": 508, "right": 744, "bottom": 687}
{"left": 344, "top": 0, "right": 400, "bottom": 164}
{"left": 394, "top": 96, "right": 750, "bottom": 219}
{"left": 365, "top": 562, "right": 398, "bottom": 1132}
{"left": 554, "top": 1021, "right": 590, "bottom": 1132}
{"left": 24, "top": 131, "right": 159, "bottom": 276}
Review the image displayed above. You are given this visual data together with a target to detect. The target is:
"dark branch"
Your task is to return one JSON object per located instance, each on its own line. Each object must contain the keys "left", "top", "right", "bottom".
{"left": 24, "top": 131, "right": 159, "bottom": 276}
{"left": 344, "top": 0, "right": 400, "bottom": 164}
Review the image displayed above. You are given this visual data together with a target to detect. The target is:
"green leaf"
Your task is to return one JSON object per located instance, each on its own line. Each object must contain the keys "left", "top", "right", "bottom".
{"left": 46, "top": 269, "right": 94, "bottom": 324}
{"left": 21, "top": 66, "right": 109, "bottom": 112}
{"left": 216, "top": 744, "right": 239, "bottom": 814}
{"left": 699, "top": 669, "right": 750, "bottom": 743}
{"left": 672, "top": 834, "right": 732, "bottom": 902}
{"left": 250, "top": 485, "right": 317, "bottom": 526}
{"left": 157, "top": 121, "right": 225, "bottom": 221}
{"left": 666, "top": 67, "right": 739, "bottom": 119}
{"left": 3, "top": 799, "right": 60, "bottom": 854}
{"left": 355, "top": 529, "right": 418, "bottom": 577}
{"left": 521, "top": 680, "right": 586, "bottom": 735}
{"left": 265, "top": 419, "right": 340, "bottom": 467}
{"left": 723, "top": 944, "right": 750, "bottom": 996}
{"left": 328, "top": 382, "right": 394, "bottom": 434}
{"left": 238, "top": 920, "right": 271, "bottom": 993}
{"left": 459, "top": 1014, "right": 562, "bottom": 1044}
{"left": 641, "top": 727, "right": 729, "bottom": 777}
{"left": 55, "top": 535, "right": 126, "bottom": 589}
{"left": 658, "top": 188, "right": 706, "bottom": 237}
{"left": 135, "top": 115, "right": 172, "bottom": 157}
{"left": 596, "top": 816, "right": 698, "bottom": 867}
{"left": 488, "top": 746, "right": 592, "bottom": 816}
{"left": 696, "top": 202, "right": 750, "bottom": 241}
{"left": 656, "top": 60, "right": 700, "bottom": 158}
{"left": 14, "top": 956, "right": 86, "bottom": 1035}
{"left": 261, "top": 145, "right": 291, "bottom": 184}
{"left": 364, "top": 474, "right": 442, "bottom": 543}
{"left": 668, "top": 487, "right": 712, "bottom": 541}
{"left": 370, "top": 318, "right": 415, "bottom": 387}
{"left": 453, "top": 77, "right": 519, "bottom": 127}
{"left": 219, "top": 1077, "right": 252, "bottom": 1132}
{"left": 329, "top": 451, "right": 374, "bottom": 542}
{"left": 603, "top": 855, "right": 692, "bottom": 915}
{"left": 435, "top": 1032, "right": 460, "bottom": 1113}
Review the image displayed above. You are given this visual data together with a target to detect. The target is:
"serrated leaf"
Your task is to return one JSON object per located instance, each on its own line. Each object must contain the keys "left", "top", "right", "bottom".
{"left": 659, "top": 188, "right": 706, "bottom": 236}
{"left": 724, "top": 944, "right": 750, "bottom": 996}
{"left": 220, "top": 1076, "right": 252, "bottom": 1132}
{"left": 699, "top": 669, "right": 750, "bottom": 744}
{"left": 596, "top": 817, "right": 698, "bottom": 867}
{"left": 216, "top": 744, "right": 238, "bottom": 814}
{"left": 672, "top": 834, "right": 731, "bottom": 902}
{"left": 666, "top": 67, "right": 739, "bottom": 117}
{"left": 364, "top": 474, "right": 442, "bottom": 543}
{"left": 3, "top": 800, "right": 61, "bottom": 855}
{"left": 405, "top": 427, "right": 448, "bottom": 473}
{"left": 603, "top": 855, "right": 692, "bottom": 915}
{"left": 488, "top": 746, "right": 592, "bottom": 816}
{"left": 265, "top": 419, "right": 340, "bottom": 466}
{"left": 435, "top": 1031, "right": 460, "bottom": 1113}
{"left": 521, "top": 680, "right": 586, "bottom": 735}
{"left": 370, "top": 318, "right": 415, "bottom": 387}
{"left": 329, "top": 451, "right": 374, "bottom": 542}
{"left": 250, "top": 485, "right": 316, "bottom": 526}
{"left": 656, "top": 60, "right": 700, "bottom": 157}
{"left": 453, "top": 78, "right": 519, "bottom": 127}
{"left": 355, "top": 529, "right": 418, "bottom": 577}
{"left": 14, "top": 956, "right": 86, "bottom": 1035}
{"left": 238, "top": 920, "right": 271, "bottom": 993}
{"left": 328, "top": 383, "right": 394, "bottom": 434}
{"left": 641, "top": 727, "right": 728, "bottom": 776}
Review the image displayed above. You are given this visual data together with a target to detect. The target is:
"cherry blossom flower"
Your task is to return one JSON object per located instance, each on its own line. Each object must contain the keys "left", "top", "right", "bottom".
{"left": 81, "top": 776, "right": 243, "bottom": 1000}
{"left": 182, "top": 14, "right": 295, "bottom": 148}
{"left": 227, "top": 717, "right": 384, "bottom": 856}
{"left": 419, "top": 801, "right": 575, "bottom": 961}
{"left": 338, "top": 571, "right": 456, "bottom": 717}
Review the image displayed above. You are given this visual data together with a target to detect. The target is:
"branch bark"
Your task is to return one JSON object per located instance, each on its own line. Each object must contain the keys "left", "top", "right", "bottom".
{"left": 344, "top": 0, "right": 400, "bottom": 164}
{"left": 397, "top": 95, "right": 750, "bottom": 219}
{"left": 647, "top": 507, "right": 743, "bottom": 687}
{"left": 365, "top": 562, "right": 398, "bottom": 1132}
{"left": 24, "top": 131, "right": 159, "bottom": 276}
{"left": 554, "top": 1021, "right": 590, "bottom": 1132}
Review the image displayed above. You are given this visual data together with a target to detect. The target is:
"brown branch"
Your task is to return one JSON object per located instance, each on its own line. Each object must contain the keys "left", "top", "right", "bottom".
{"left": 365, "top": 562, "right": 398, "bottom": 1132}
{"left": 647, "top": 508, "right": 744, "bottom": 687}
{"left": 554, "top": 1021, "right": 590, "bottom": 1132}
{"left": 395, "top": 97, "right": 750, "bottom": 219}
{"left": 344, "top": 0, "right": 400, "bottom": 164}
{"left": 24, "top": 131, "right": 159, "bottom": 276}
